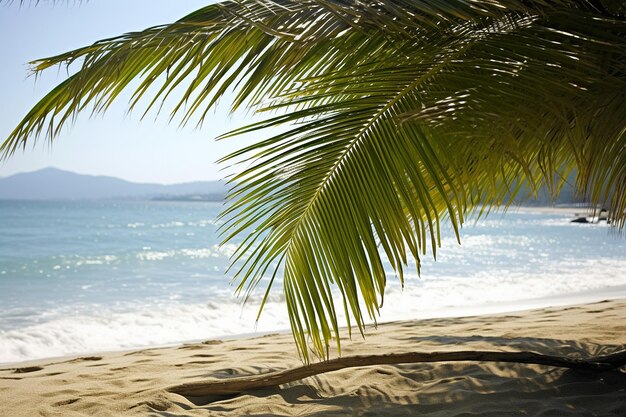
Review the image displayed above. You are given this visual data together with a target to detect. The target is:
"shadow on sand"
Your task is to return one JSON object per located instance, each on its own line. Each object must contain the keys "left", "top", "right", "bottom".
{"left": 163, "top": 336, "right": 626, "bottom": 416}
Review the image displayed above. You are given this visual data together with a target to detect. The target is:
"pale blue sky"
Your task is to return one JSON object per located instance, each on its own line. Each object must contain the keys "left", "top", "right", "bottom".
{"left": 0, "top": 1, "right": 259, "bottom": 184}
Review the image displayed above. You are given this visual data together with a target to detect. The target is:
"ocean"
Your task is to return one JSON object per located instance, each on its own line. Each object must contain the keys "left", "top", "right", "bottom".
{"left": 1, "top": 200, "right": 625, "bottom": 364}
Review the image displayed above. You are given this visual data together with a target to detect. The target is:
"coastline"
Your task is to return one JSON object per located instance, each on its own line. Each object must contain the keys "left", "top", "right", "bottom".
{"left": 2, "top": 298, "right": 625, "bottom": 416}
{"left": 3, "top": 284, "right": 626, "bottom": 368}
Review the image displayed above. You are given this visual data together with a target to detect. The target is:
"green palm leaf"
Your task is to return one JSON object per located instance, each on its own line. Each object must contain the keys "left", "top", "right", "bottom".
{"left": 3, "top": 0, "right": 625, "bottom": 361}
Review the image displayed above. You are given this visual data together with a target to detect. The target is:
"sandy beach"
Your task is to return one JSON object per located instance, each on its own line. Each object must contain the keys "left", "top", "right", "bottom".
{"left": 1, "top": 299, "right": 624, "bottom": 416}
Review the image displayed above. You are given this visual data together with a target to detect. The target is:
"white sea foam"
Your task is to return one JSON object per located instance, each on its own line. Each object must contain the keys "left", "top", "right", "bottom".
{"left": 134, "top": 244, "right": 237, "bottom": 262}
{"left": 378, "top": 259, "right": 626, "bottom": 321}
{"left": 152, "top": 221, "right": 186, "bottom": 228}
{"left": 136, "top": 251, "right": 175, "bottom": 261}
{"left": 74, "top": 255, "right": 119, "bottom": 266}
{"left": 126, "top": 219, "right": 221, "bottom": 229}
{"left": 1, "top": 256, "right": 625, "bottom": 364}
{"left": 180, "top": 244, "right": 238, "bottom": 259}
{"left": 0, "top": 298, "right": 289, "bottom": 364}
{"left": 187, "top": 219, "right": 223, "bottom": 227}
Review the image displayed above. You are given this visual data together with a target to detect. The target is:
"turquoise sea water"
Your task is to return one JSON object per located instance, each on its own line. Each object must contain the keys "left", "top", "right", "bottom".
{"left": 1, "top": 200, "right": 625, "bottom": 363}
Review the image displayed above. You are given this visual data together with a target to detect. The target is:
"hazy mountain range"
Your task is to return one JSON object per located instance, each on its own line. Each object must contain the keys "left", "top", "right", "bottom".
{"left": 0, "top": 168, "right": 227, "bottom": 201}
{"left": 0, "top": 167, "right": 584, "bottom": 205}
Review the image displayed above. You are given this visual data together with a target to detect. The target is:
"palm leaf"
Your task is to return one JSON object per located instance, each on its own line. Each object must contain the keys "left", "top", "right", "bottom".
{"left": 2, "top": 0, "right": 625, "bottom": 361}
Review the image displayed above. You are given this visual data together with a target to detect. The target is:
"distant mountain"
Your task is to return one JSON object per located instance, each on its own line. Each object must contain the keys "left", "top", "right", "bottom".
{"left": 0, "top": 167, "right": 587, "bottom": 205}
{"left": 0, "top": 168, "right": 227, "bottom": 200}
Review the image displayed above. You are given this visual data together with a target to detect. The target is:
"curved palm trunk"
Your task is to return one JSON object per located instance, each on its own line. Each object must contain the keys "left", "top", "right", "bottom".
{"left": 168, "top": 349, "right": 626, "bottom": 397}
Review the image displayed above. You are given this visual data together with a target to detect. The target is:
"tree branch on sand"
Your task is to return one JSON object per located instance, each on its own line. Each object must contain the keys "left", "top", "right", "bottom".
{"left": 168, "top": 349, "right": 626, "bottom": 397}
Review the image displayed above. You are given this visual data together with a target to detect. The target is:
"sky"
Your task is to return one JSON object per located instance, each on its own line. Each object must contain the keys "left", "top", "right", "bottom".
{"left": 0, "top": 0, "right": 260, "bottom": 184}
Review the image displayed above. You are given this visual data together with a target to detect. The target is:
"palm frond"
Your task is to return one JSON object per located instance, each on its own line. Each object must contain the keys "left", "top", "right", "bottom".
{"left": 3, "top": 0, "right": 625, "bottom": 361}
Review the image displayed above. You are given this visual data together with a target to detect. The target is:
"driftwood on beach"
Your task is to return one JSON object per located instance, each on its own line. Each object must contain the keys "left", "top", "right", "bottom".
{"left": 168, "top": 349, "right": 626, "bottom": 397}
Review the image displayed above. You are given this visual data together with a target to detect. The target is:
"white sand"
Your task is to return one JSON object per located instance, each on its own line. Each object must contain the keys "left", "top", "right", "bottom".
{"left": 1, "top": 299, "right": 625, "bottom": 416}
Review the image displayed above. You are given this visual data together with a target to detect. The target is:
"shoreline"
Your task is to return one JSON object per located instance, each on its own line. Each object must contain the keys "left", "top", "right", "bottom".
{"left": 4, "top": 285, "right": 626, "bottom": 368}
{"left": 3, "top": 285, "right": 626, "bottom": 368}
{"left": 1, "top": 298, "right": 625, "bottom": 416}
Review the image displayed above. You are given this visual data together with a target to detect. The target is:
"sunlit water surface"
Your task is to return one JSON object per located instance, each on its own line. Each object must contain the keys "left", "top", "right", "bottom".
{"left": 1, "top": 200, "right": 625, "bottom": 363}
